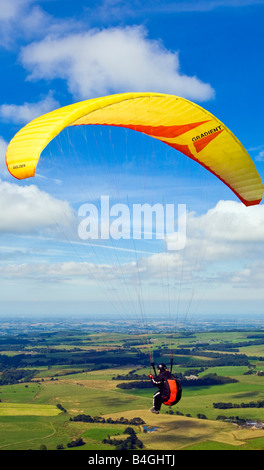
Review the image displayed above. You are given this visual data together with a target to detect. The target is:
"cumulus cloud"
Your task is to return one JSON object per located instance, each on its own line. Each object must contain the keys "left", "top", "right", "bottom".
{"left": 165, "top": 200, "right": 264, "bottom": 267}
{"left": 20, "top": 25, "right": 214, "bottom": 101}
{"left": 0, "top": 92, "right": 59, "bottom": 124}
{"left": 0, "top": 179, "right": 76, "bottom": 233}
{"left": 189, "top": 200, "right": 264, "bottom": 243}
{"left": 129, "top": 200, "right": 264, "bottom": 288}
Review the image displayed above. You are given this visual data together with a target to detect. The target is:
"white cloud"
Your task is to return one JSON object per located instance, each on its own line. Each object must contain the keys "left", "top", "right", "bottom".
{"left": 162, "top": 200, "right": 264, "bottom": 271}
{"left": 0, "top": 0, "right": 40, "bottom": 47}
{"left": 89, "top": 0, "right": 264, "bottom": 20}
{"left": 0, "top": 204, "right": 263, "bottom": 321}
{"left": 190, "top": 200, "right": 264, "bottom": 243}
{"left": 247, "top": 144, "right": 264, "bottom": 162}
{"left": 132, "top": 200, "right": 264, "bottom": 289}
{"left": 0, "top": 92, "right": 59, "bottom": 124}
{"left": 1, "top": 199, "right": 263, "bottom": 293}
{"left": 0, "top": 0, "right": 32, "bottom": 21}
{"left": 0, "top": 179, "right": 75, "bottom": 233}
{"left": 0, "top": 260, "right": 122, "bottom": 283}
{"left": 20, "top": 25, "right": 214, "bottom": 101}
{"left": 0, "top": 194, "right": 263, "bottom": 313}
{"left": 229, "top": 261, "right": 264, "bottom": 288}
{"left": 255, "top": 150, "right": 264, "bottom": 161}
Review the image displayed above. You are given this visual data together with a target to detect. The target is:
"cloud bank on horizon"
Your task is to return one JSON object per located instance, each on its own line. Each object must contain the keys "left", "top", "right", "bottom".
{"left": 0, "top": 0, "right": 264, "bottom": 315}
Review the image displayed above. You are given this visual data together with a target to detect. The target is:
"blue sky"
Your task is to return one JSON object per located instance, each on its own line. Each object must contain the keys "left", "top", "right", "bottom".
{"left": 0, "top": 0, "right": 264, "bottom": 321}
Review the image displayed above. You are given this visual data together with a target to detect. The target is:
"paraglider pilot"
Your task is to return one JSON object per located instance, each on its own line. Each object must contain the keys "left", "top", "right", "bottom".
{"left": 149, "top": 362, "right": 182, "bottom": 414}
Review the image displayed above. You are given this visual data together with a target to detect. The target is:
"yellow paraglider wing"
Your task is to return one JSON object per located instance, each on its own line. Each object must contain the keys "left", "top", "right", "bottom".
{"left": 5, "top": 92, "right": 263, "bottom": 206}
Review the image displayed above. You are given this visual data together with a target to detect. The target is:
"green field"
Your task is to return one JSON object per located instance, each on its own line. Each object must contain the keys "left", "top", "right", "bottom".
{"left": 0, "top": 402, "right": 60, "bottom": 416}
{"left": 1, "top": 321, "right": 264, "bottom": 451}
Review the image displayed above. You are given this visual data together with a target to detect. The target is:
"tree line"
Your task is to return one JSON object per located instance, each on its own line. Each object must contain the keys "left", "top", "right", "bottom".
{"left": 70, "top": 414, "right": 145, "bottom": 425}
{"left": 213, "top": 400, "right": 264, "bottom": 409}
{"left": 116, "top": 373, "right": 238, "bottom": 390}
{"left": 0, "top": 368, "right": 36, "bottom": 385}
{"left": 102, "top": 427, "right": 144, "bottom": 450}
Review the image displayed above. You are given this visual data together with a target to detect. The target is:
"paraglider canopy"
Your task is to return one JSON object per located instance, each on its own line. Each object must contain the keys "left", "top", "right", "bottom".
{"left": 5, "top": 92, "right": 263, "bottom": 206}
